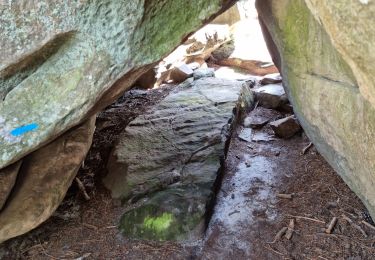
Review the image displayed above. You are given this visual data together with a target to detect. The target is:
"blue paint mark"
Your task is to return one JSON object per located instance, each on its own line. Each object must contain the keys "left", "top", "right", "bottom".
{"left": 10, "top": 123, "right": 39, "bottom": 136}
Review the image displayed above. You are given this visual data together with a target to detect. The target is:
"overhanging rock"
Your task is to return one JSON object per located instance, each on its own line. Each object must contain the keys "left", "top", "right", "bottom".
{"left": 0, "top": 0, "right": 235, "bottom": 170}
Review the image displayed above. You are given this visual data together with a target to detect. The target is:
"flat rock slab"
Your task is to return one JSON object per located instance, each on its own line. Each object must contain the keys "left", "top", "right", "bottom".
{"left": 238, "top": 128, "right": 275, "bottom": 142}
{"left": 193, "top": 68, "right": 215, "bottom": 80}
{"left": 120, "top": 184, "right": 210, "bottom": 241}
{"left": 270, "top": 115, "right": 301, "bottom": 139}
{"left": 243, "top": 107, "right": 280, "bottom": 129}
{"left": 260, "top": 73, "right": 282, "bottom": 85}
{"left": 253, "top": 83, "right": 286, "bottom": 109}
{"left": 104, "top": 77, "right": 253, "bottom": 240}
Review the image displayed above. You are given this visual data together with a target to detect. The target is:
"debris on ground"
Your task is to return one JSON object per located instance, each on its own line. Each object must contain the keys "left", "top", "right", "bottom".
{"left": 270, "top": 115, "right": 301, "bottom": 138}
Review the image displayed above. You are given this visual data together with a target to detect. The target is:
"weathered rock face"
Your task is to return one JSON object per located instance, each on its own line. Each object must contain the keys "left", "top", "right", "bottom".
{"left": 0, "top": 0, "right": 235, "bottom": 170}
{"left": 105, "top": 77, "right": 253, "bottom": 240}
{"left": 0, "top": 162, "right": 22, "bottom": 211}
{"left": 0, "top": 117, "right": 95, "bottom": 243}
{"left": 256, "top": 0, "right": 375, "bottom": 218}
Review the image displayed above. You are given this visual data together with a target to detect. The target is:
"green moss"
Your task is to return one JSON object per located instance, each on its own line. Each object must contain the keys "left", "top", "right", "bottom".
{"left": 282, "top": 0, "right": 310, "bottom": 64}
{"left": 143, "top": 212, "right": 173, "bottom": 233}
{"left": 119, "top": 185, "right": 210, "bottom": 241}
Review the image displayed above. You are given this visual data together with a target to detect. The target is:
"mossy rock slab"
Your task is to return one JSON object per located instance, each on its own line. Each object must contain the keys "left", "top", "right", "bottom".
{"left": 120, "top": 184, "right": 212, "bottom": 241}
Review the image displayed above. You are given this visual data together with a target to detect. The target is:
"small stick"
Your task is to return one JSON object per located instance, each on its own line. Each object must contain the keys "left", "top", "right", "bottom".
{"left": 287, "top": 215, "right": 326, "bottom": 224}
{"left": 263, "top": 245, "right": 284, "bottom": 256}
{"left": 277, "top": 193, "right": 293, "bottom": 199}
{"left": 83, "top": 223, "right": 98, "bottom": 231}
{"left": 301, "top": 142, "right": 313, "bottom": 155}
{"left": 75, "top": 177, "right": 91, "bottom": 200}
{"left": 342, "top": 215, "right": 367, "bottom": 237}
{"left": 362, "top": 220, "right": 375, "bottom": 231}
{"left": 268, "top": 227, "right": 288, "bottom": 243}
{"left": 254, "top": 101, "right": 259, "bottom": 110}
{"left": 285, "top": 219, "right": 295, "bottom": 240}
{"left": 325, "top": 217, "right": 338, "bottom": 234}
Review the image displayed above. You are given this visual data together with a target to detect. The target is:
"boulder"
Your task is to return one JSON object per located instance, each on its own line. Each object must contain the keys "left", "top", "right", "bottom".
{"left": 253, "top": 83, "right": 287, "bottom": 109}
{"left": 211, "top": 40, "right": 236, "bottom": 61}
{"left": 193, "top": 68, "right": 215, "bottom": 80}
{"left": 243, "top": 107, "right": 279, "bottom": 129}
{"left": 0, "top": 117, "right": 96, "bottom": 243}
{"left": 260, "top": 73, "right": 282, "bottom": 85}
{"left": 135, "top": 68, "right": 157, "bottom": 89}
{"left": 120, "top": 185, "right": 211, "bottom": 241}
{"left": 0, "top": 0, "right": 236, "bottom": 170}
{"left": 270, "top": 115, "right": 301, "bottom": 139}
{"left": 212, "top": 4, "right": 241, "bottom": 25}
{"left": 156, "top": 63, "right": 194, "bottom": 86}
{"left": 104, "top": 78, "right": 253, "bottom": 240}
{"left": 256, "top": 0, "right": 375, "bottom": 218}
{"left": 0, "top": 161, "right": 22, "bottom": 211}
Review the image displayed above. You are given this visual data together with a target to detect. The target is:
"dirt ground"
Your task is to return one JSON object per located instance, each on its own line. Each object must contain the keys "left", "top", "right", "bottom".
{"left": 1, "top": 80, "right": 375, "bottom": 260}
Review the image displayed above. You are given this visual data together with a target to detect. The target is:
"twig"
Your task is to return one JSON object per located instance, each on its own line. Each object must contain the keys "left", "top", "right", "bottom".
{"left": 254, "top": 100, "right": 259, "bottom": 110}
{"left": 74, "top": 253, "right": 92, "bottom": 260}
{"left": 75, "top": 177, "right": 91, "bottom": 200}
{"left": 285, "top": 219, "right": 295, "bottom": 240}
{"left": 263, "top": 244, "right": 284, "bottom": 256}
{"left": 325, "top": 217, "right": 338, "bottom": 234}
{"left": 286, "top": 214, "right": 326, "bottom": 224}
{"left": 268, "top": 227, "right": 288, "bottom": 243}
{"left": 277, "top": 193, "right": 293, "bottom": 199}
{"left": 304, "top": 159, "right": 313, "bottom": 173}
{"left": 21, "top": 244, "right": 44, "bottom": 254}
{"left": 83, "top": 223, "right": 98, "bottom": 231}
{"left": 362, "top": 220, "right": 375, "bottom": 231}
{"left": 301, "top": 142, "right": 313, "bottom": 155}
{"left": 342, "top": 214, "right": 367, "bottom": 237}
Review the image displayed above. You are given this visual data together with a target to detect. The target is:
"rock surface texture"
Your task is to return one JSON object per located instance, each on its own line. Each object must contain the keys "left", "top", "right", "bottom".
{"left": 256, "top": 0, "right": 375, "bottom": 218}
{"left": 0, "top": 117, "right": 96, "bottom": 243}
{"left": 104, "top": 77, "right": 253, "bottom": 240}
{"left": 0, "top": 0, "right": 235, "bottom": 243}
{"left": 270, "top": 115, "right": 301, "bottom": 139}
{"left": 0, "top": 0, "right": 235, "bottom": 170}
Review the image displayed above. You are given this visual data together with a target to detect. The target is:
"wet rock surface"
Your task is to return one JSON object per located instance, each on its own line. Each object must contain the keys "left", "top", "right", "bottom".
{"left": 243, "top": 107, "right": 279, "bottom": 129}
{"left": 1, "top": 78, "right": 374, "bottom": 259}
{"left": 2, "top": 2, "right": 375, "bottom": 258}
{"left": 104, "top": 77, "right": 253, "bottom": 240}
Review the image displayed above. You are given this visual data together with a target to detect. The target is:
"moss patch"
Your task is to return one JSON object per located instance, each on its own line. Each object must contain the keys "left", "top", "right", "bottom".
{"left": 143, "top": 213, "right": 173, "bottom": 233}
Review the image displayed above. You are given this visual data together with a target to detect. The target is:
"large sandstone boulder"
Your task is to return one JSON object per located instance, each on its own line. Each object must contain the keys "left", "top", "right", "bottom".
{"left": 256, "top": 0, "right": 375, "bottom": 218}
{"left": 104, "top": 77, "right": 253, "bottom": 240}
{"left": 0, "top": 0, "right": 235, "bottom": 170}
{"left": 0, "top": 117, "right": 96, "bottom": 243}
